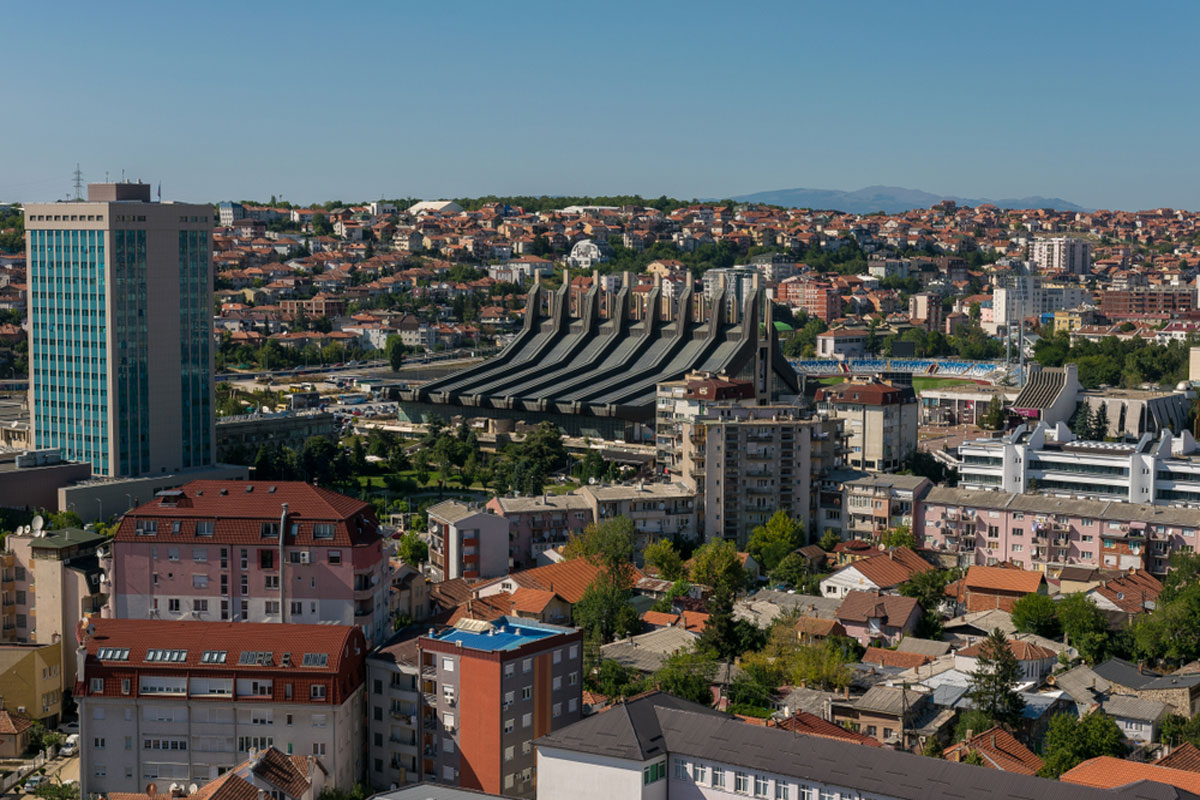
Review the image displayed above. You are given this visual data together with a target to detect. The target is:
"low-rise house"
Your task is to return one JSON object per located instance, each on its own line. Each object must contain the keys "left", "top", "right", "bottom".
{"left": 943, "top": 726, "right": 1043, "bottom": 775}
{"left": 599, "top": 627, "right": 700, "bottom": 675}
{"left": 835, "top": 590, "right": 922, "bottom": 646}
{"left": 1087, "top": 570, "right": 1162, "bottom": 622}
{"left": 795, "top": 617, "right": 847, "bottom": 644}
{"left": 830, "top": 685, "right": 951, "bottom": 751}
{"left": 1101, "top": 696, "right": 1170, "bottom": 743}
{"left": 0, "top": 710, "right": 32, "bottom": 757}
{"left": 1091, "top": 657, "right": 1200, "bottom": 718}
{"left": 954, "top": 639, "right": 1057, "bottom": 685}
{"left": 820, "top": 547, "right": 933, "bottom": 599}
{"left": 773, "top": 711, "right": 882, "bottom": 747}
{"left": 960, "top": 564, "right": 1047, "bottom": 613}
{"left": 1061, "top": 756, "right": 1200, "bottom": 794}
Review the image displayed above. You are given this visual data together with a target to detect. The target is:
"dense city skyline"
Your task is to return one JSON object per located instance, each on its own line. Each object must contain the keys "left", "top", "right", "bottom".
{"left": 5, "top": 1, "right": 1200, "bottom": 210}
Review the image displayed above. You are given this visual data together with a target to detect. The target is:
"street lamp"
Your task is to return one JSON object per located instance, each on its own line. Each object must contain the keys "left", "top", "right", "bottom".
{"left": 95, "top": 497, "right": 103, "bottom": 523}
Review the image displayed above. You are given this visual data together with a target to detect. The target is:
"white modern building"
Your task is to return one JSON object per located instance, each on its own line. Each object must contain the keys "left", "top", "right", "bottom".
{"left": 957, "top": 420, "right": 1200, "bottom": 507}
{"left": 1030, "top": 237, "right": 1093, "bottom": 275}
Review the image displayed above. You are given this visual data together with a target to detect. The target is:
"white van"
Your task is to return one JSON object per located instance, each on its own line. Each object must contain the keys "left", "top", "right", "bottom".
{"left": 61, "top": 734, "right": 79, "bottom": 757}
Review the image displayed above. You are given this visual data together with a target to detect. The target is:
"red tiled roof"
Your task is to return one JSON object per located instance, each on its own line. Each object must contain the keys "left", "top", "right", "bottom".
{"left": 958, "top": 638, "right": 1055, "bottom": 662}
{"left": 964, "top": 565, "right": 1045, "bottom": 594}
{"left": 0, "top": 711, "right": 32, "bottom": 736}
{"left": 862, "top": 646, "right": 931, "bottom": 670}
{"left": 509, "top": 587, "right": 560, "bottom": 614}
{"left": 943, "top": 726, "right": 1043, "bottom": 775}
{"left": 115, "top": 481, "right": 380, "bottom": 547}
{"left": 81, "top": 619, "right": 365, "bottom": 704}
{"left": 837, "top": 590, "right": 920, "bottom": 625}
{"left": 1061, "top": 756, "right": 1200, "bottom": 793}
{"left": 1156, "top": 742, "right": 1200, "bottom": 773}
{"left": 506, "top": 558, "right": 642, "bottom": 605}
{"left": 795, "top": 617, "right": 846, "bottom": 638}
{"left": 844, "top": 547, "right": 933, "bottom": 588}
{"left": 641, "top": 611, "right": 680, "bottom": 627}
{"left": 1091, "top": 569, "right": 1162, "bottom": 614}
{"left": 775, "top": 712, "right": 882, "bottom": 747}
{"left": 681, "top": 610, "right": 710, "bottom": 633}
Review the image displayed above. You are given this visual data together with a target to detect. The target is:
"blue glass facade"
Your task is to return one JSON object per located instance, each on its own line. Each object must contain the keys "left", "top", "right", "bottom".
{"left": 112, "top": 229, "right": 150, "bottom": 476}
{"left": 179, "top": 229, "right": 212, "bottom": 467}
{"left": 29, "top": 229, "right": 110, "bottom": 473}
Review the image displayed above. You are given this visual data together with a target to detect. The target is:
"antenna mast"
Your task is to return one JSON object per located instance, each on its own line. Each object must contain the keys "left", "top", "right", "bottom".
{"left": 72, "top": 164, "right": 84, "bottom": 200}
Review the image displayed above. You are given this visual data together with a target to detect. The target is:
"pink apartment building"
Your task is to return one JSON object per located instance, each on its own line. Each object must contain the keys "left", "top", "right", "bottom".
{"left": 102, "top": 481, "right": 391, "bottom": 644}
{"left": 918, "top": 486, "right": 1197, "bottom": 576}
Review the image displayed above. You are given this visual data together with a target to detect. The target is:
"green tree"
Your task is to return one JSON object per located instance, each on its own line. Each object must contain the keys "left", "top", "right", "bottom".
{"left": 980, "top": 395, "right": 1006, "bottom": 431}
{"left": 574, "top": 578, "right": 641, "bottom": 643}
{"left": 46, "top": 510, "right": 84, "bottom": 530}
{"left": 562, "top": 516, "right": 636, "bottom": 585}
{"left": 688, "top": 539, "right": 748, "bottom": 594}
{"left": 952, "top": 708, "right": 995, "bottom": 743}
{"left": 899, "top": 569, "right": 952, "bottom": 638}
{"left": 1038, "top": 712, "right": 1127, "bottom": 778}
{"left": 385, "top": 334, "right": 407, "bottom": 371}
{"left": 590, "top": 658, "right": 647, "bottom": 698}
{"left": 966, "top": 629, "right": 1025, "bottom": 727}
{"left": 643, "top": 538, "right": 684, "bottom": 580}
{"left": 652, "top": 647, "right": 717, "bottom": 705}
{"left": 818, "top": 530, "right": 842, "bottom": 552}
{"left": 1056, "top": 592, "right": 1110, "bottom": 664}
{"left": 879, "top": 524, "right": 916, "bottom": 549}
{"left": 789, "top": 638, "right": 855, "bottom": 691}
{"left": 1010, "top": 593, "right": 1060, "bottom": 638}
{"left": 747, "top": 511, "right": 805, "bottom": 572}
{"left": 397, "top": 532, "right": 428, "bottom": 565}
{"left": 769, "top": 551, "right": 813, "bottom": 589}
{"left": 34, "top": 780, "right": 77, "bottom": 800}
{"left": 1091, "top": 402, "right": 1110, "bottom": 440}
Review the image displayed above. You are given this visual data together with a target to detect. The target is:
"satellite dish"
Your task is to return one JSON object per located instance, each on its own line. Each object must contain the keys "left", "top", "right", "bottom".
{"left": 588, "top": 477, "right": 596, "bottom": 485}
{"left": 169, "top": 784, "right": 180, "bottom": 793}
{"left": 188, "top": 786, "right": 198, "bottom": 795}
{"left": 31, "top": 515, "right": 44, "bottom": 534}
{"left": 146, "top": 784, "right": 158, "bottom": 797}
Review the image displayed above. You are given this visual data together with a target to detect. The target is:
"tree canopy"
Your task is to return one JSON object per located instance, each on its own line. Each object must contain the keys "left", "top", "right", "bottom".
{"left": 966, "top": 628, "right": 1025, "bottom": 727}
{"left": 1010, "top": 593, "right": 1061, "bottom": 639}
{"left": 1038, "top": 712, "right": 1126, "bottom": 778}
{"left": 746, "top": 511, "right": 805, "bottom": 572}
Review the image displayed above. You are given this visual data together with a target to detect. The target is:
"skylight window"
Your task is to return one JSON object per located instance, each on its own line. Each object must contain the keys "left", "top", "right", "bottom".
{"left": 97, "top": 647, "right": 130, "bottom": 661}
{"left": 238, "top": 651, "right": 274, "bottom": 666}
{"left": 146, "top": 649, "right": 188, "bottom": 663}
{"left": 200, "top": 650, "right": 227, "bottom": 664}
{"left": 301, "top": 653, "right": 328, "bottom": 668}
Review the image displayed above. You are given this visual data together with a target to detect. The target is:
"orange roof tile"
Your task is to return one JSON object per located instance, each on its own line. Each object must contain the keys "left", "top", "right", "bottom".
{"left": 641, "top": 611, "right": 680, "bottom": 627}
{"left": 862, "top": 646, "right": 931, "bottom": 670}
{"left": 775, "top": 712, "right": 882, "bottom": 747}
{"left": 943, "top": 726, "right": 1043, "bottom": 775}
{"left": 1156, "top": 742, "right": 1200, "bottom": 773}
{"left": 1061, "top": 756, "right": 1200, "bottom": 793}
{"left": 964, "top": 564, "right": 1045, "bottom": 594}
{"left": 958, "top": 638, "right": 1056, "bottom": 662}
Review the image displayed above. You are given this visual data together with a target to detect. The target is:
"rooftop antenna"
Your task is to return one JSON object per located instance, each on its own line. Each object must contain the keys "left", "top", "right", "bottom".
{"left": 72, "top": 164, "right": 84, "bottom": 200}
{"left": 121, "top": 169, "right": 125, "bottom": 182}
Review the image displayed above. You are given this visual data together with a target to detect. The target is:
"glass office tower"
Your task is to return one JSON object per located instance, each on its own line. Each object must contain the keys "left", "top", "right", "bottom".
{"left": 25, "top": 183, "right": 213, "bottom": 477}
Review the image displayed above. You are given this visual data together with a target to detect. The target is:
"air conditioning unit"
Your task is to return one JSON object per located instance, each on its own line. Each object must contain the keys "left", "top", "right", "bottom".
{"left": 299, "top": 552, "right": 311, "bottom": 565}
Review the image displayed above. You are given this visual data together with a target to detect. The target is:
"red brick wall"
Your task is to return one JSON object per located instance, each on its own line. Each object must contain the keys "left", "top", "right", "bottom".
{"left": 458, "top": 656, "right": 501, "bottom": 793}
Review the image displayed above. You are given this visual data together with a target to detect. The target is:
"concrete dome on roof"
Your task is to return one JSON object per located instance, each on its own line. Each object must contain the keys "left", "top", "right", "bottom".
{"left": 567, "top": 239, "right": 605, "bottom": 269}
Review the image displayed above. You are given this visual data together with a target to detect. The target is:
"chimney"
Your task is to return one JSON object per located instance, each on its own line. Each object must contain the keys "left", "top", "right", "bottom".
{"left": 991, "top": 732, "right": 997, "bottom": 749}
{"left": 965, "top": 729, "right": 974, "bottom": 741}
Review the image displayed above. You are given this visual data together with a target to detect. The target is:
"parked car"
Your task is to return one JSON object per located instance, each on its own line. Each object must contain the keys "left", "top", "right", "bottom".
{"left": 23, "top": 775, "right": 45, "bottom": 792}
{"left": 58, "top": 720, "right": 79, "bottom": 735}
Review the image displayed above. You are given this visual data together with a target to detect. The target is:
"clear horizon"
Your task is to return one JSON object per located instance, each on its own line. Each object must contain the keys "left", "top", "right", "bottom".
{"left": 5, "top": 0, "right": 1199, "bottom": 211}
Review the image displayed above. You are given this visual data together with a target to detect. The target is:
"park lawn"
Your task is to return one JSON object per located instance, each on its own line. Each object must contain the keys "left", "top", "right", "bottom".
{"left": 817, "top": 376, "right": 845, "bottom": 385}
{"left": 911, "top": 377, "right": 973, "bottom": 393}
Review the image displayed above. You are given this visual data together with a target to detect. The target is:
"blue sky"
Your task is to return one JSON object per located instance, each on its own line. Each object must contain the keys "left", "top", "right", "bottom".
{"left": 5, "top": 0, "right": 1199, "bottom": 209}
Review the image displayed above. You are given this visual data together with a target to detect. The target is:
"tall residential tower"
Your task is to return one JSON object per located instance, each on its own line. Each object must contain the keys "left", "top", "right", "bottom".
{"left": 25, "top": 182, "right": 213, "bottom": 477}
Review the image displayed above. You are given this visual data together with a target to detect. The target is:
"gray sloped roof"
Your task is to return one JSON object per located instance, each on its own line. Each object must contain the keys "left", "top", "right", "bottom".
{"left": 1093, "top": 657, "right": 1157, "bottom": 690}
{"left": 1102, "top": 695, "right": 1170, "bottom": 722}
{"left": 599, "top": 627, "right": 699, "bottom": 673}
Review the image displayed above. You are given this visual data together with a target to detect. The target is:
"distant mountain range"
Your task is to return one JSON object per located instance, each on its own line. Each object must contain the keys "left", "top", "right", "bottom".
{"left": 728, "top": 185, "right": 1089, "bottom": 214}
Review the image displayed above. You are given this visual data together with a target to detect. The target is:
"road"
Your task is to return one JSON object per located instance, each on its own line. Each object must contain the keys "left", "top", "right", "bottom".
{"left": 14, "top": 754, "right": 77, "bottom": 800}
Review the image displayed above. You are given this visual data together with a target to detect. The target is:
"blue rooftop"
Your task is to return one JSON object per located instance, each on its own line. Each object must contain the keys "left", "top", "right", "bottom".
{"left": 430, "top": 618, "right": 567, "bottom": 652}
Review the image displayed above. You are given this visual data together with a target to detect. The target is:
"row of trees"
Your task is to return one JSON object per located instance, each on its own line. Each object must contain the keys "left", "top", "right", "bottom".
{"left": 1034, "top": 330, "right": 1192, "bottom": 389}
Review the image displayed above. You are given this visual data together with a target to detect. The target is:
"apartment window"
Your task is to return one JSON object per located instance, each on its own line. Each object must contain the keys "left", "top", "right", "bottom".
{"left": 93, "top": 767, "right": 106, "bottom": 778}
{"left": 503, "top": 719, "right": 514, "bottom": 734}
{"left": 568, "top": 672, "right": 578, "bottom": 686}
{"left": 261, "top": 523, "right": 280, "bottom": 539}
{"left": 168, "top": 599, "right": 181, "bottom": 613}
{"left": 193, "top": 599, "right": 208, "bottom": 612}
{"left": 311, "top": 685, "right": 327, "bottom": 700}
{"left": 265, "top": 575, "right": 280, "bottom": 590}
{"left": 260, "top": 550, "right": 275, "bottom": 569}
{"left": 266, "top": 601, "right": 280, "bottom": 615}
{"left": 444, "top": 738, "right": 454, "bottom": 754}
{"left": 504, "top": 746, "right": 514, "bottom": 762}
{"left": 312, "top": 743, "right": 326, "bottom": 756}
{"left": 522, "top": 740, "right": 532, "bottom": 755}
{"left": 443, "top": 713, "right": 455, "bottom": 731}
{"left": 312, "top": 714, "right": 326, "bottom": 728}
{"left": 568, "top": 698, "right": 577, "bottom": 713}
{"left": 521, "top": 686, "right": 532, "bottom": 700}
{"left": 522, "top": 712, "right": 532, "bottom": 728}
{"left": 552, "top": 703, "right": 562, "bottom": 718}
{"left": 756, "top": 775, "right": 769, "bottom": 798}
{"left": 504, "top": 663, "right": 515, "bottom": 678}
{"left": 643, "top": 761, "right": 666, "bottom": 785}
{"left": 442, "top": 657, "right": 455, "bottom": 672}
{"left": 1012, "top": 527, "right": 1023, "bottom": 537}
{"left": 504, "top": 775, "right": 514, "bottom": 790}
{"left": 569, "top": 644, "right": 578, "bottom": 659}
{"left": 695, "top": 764, "right": 709, "bottom": 784}
{"left": 329, "top": 550, "right": 342, "bottom": 564}
{"left": 523, "top": 658, "right": 532, "bottom": 673}
{"left": 90, "top": 678, "right": 103, "bottom": 693}
{"left": 196, "top": 521, "right": 214, "bottom": 537}
{"left": 553, "top": 675, "right": 562, "bottom": 690}
{"left": 735, "top": 772, "right": 750, "bottom": 793}
{"left": 167, "top": 547, "right": 180, "bottom": 561}
{"left": 193, "top": 575, "right": 208, "bottom": 589}
{"left": 713, "top": 767, "right": 726, "bottom": 789}
{"left": 290, "top": 601, "right": 303, "bottom": 616}
{"left": 553, "top": 649, "right": 562, "bottom": 664}
{"left": 93, "top": 737, "right": 106, "bottom": 749}
{"left": 192, "top": 548, "right": 208, "bottom": 562}
{"left": 675, "top": 759, "right": 689, "bottom": 779}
